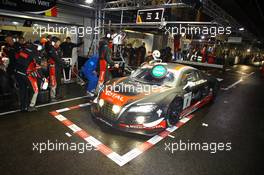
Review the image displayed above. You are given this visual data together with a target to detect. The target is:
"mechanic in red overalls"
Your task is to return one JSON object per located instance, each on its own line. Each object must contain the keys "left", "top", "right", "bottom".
{"left": 15, "top": 43, "right": 41, "bottom": 112}
{"left": 46, "top": 37, "right": 66, "bottom": 102}
{"left": 97, "top": 37, "right": 119, "bottom": 93}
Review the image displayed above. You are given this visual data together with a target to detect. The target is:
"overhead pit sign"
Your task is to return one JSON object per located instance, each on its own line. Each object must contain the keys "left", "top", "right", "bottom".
{"left": 136, "top": 8, "right": 164, "bottom": 24}
{"left": 0, "top": 0, "right": 56, "bottom": 14}
{"left": 228, "top": 37, "right": 242, "bottom": 43}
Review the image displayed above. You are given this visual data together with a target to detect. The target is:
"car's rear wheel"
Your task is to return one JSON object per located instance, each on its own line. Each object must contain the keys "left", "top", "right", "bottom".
{"left": 166, "top": 97, "right": 183, "bottom": 127}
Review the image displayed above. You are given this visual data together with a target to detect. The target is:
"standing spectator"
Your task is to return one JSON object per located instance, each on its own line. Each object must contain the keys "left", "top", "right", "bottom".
{"left": 3, "top": 35, "right": 16, "bottom": 76}
{"left": 127, "top": 44, "right": 136, "bottom": 67}
{"left": 60, "top": 37, "right": 83, "bottom": 58}
{"left": 14, "top": 36, "right": 25, "bottom": 51}
{"left": 138, "top": 42, "right": 146, "bottom": 65}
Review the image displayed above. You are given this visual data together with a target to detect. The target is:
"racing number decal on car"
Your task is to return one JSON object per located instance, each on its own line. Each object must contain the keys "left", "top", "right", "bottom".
{"left": 183, "top": 92, "right": 192, "bottom": 109}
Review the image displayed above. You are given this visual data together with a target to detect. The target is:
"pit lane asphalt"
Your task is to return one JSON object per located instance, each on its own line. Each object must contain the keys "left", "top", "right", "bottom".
{"left": 0, "top": 65, "right": 263, "bottom": 175}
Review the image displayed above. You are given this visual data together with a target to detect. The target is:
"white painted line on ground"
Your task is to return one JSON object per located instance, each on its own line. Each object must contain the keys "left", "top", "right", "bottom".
{"left": 37, "top": 95, "right": 89, "bottom": 108}
{"left": 85, "top": 136, "right": 102, "bottom": 147}
{"left": 122, "top": 148, "right": 143, "bottom": 165}
{"left": 222, "top": 72, "right": 254, "bottom": 91}
{"left": 65, "top": 132, "right": 72, "bottom": 137}
{"left": 236, "top": 71, "right": 247, "bottom": 75}
{"left": 245, "top": 72, "right": 255, "bottom": 78}
{"left": 180, "top": 117, "right": 190, "bottom": 123}
{"left": 54, "top": 114, "right": 67, "bottom": 121}
{"left": 226, "top": 68, "right": 231, "bottom": 71}
{"left": 202, "top": 123, "right": 208, "bottom": 127}
{"left": 166, "top": 126, "right": 178, "bottom": 132}
{"left": 107, "top": 152, "right": 124, "bottom": 167}
{"left": 168, "top": 134, "right": 175, "bottom": 139}
{"left": 0, "top": 95, "right": 89, "bottom": 116}
{"left": 222, "top": 79, "right": 243, "bottom": 90}
{"left": 56, "top": 108, "right": 70, "bottom": 113}
{"left": 147, "top": 135, "right": 164, "bottom": 145}
{"left": 79, "top": 103, "right": 91, "bottom": 107}
{"left": 217, "top": 78, "right": 224, "bottom": 82}
{"left": 68, "top": 124, "right": 82, "bottom": 133}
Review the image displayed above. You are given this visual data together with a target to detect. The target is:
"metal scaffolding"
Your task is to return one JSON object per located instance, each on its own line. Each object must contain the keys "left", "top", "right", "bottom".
{"left": 101, "top": 0, "right": 192, "bottom": 11}
{"left": 202, "top": 0, "right": 256, "bottom": 40}
{"left": 201, "top": 0, "right": 240, "bottom": 28}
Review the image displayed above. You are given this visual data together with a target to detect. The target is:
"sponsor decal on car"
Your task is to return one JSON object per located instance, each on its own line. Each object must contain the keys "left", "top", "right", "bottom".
{"left": 105, "top": 91, "right": 124, "bottom": 102}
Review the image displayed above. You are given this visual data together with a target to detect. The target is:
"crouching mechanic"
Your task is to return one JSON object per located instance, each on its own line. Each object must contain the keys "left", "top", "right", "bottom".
{"left": 81, "top": 54, "right": 99, "bottom": 97}
{"left": 15, "top": 43, "right": 42, "bottom": 112}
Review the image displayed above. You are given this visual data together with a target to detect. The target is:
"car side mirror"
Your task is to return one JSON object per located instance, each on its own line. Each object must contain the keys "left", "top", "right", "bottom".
{"left": 183, "top": 81, "right": 195, "bottom": 91}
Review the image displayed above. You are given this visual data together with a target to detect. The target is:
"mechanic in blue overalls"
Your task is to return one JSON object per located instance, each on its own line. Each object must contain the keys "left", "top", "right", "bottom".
{"left": 81, "top": 54, "right": 99, "bottom": 97}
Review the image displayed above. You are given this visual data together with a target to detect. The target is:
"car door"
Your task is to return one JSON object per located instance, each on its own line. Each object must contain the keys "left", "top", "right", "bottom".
{"left": 196, "top": 70, "right": 211, "bottom": 99}
{"left": 179, "top": 69, "right": 203, "bottom": 110}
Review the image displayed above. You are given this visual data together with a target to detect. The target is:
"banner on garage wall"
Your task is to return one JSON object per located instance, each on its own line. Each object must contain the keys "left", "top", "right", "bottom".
{"left": 136, "top": 8, "right": 164, "bottom": 24}
{"left": 44, "top": 6, "right": 57, "bottom": 17}
{"left": 0, "top": 0, "right": 57, "bottom": 16}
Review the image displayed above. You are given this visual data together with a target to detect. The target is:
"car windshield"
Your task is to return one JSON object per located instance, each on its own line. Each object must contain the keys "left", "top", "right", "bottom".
{"left": 130, "top": 67, "right": 176, "bottom": 87}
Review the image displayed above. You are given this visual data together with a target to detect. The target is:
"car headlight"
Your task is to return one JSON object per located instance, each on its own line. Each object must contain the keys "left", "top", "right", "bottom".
{"left": 136, "top": 116, "right": 145, "bottom": 124}
{"left": 99, "top": 99, "right": 104, "bottom": 107}
{"left": 128, "top": 104, "right": 157, "bottom": 113}
{"left": 112, "top": 105, "right": 121, "bottom": 114}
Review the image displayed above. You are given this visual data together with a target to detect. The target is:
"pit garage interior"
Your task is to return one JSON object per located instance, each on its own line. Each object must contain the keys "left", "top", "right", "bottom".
{"left": 0, "top": 0, "right": 264, "bottom": 175}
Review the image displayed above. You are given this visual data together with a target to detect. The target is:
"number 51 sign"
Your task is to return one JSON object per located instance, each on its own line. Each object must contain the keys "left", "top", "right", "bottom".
{"left": 136, "top": 8, "right": 164, "bottom": 24}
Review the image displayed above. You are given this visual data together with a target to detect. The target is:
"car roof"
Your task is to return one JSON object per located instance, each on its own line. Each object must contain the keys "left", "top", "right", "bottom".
{"left": 142, "top": 62, "right": 196, "bottom": 73}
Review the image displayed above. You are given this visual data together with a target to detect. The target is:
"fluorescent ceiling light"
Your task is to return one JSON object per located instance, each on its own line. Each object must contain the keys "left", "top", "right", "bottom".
{"left": 85, "top": 0, "right": 93, "bottom": 4}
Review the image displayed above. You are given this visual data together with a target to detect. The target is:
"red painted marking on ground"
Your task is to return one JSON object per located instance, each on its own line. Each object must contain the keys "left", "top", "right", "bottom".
{"left": 62, "top": 119, "right": 74, "bottom": 127}
{"left": 138, "top": 142, "right": 154, "bottom": 152}
{"left": 176, "top": 121, "right": 185, "bottom": 128}
{"left": 97, "top": 144, "right": 113, "bottom": 155}
{"left": 158, "top": 130, "right": 171, "bottom": 138}
{"left": 76, "top": 130, "right": 90, "bottom": 139}
{"left": 49, "top": 111, "right": 59, "bottom": 117}
{"left": 50, "top": 102, "right": 197, "bottom": 166}
{"left": 187, "top": 114, "right": 194, "bottom": 119}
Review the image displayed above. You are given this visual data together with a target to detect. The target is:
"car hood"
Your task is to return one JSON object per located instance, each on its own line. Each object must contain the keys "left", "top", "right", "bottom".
{"left": 100, "top": 77, "right": 174, "bottom": 106}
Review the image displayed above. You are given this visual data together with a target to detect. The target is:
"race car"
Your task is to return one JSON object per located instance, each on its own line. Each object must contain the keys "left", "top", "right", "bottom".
{"left": 91, "top": 61, "right": 219, "bottom": 136}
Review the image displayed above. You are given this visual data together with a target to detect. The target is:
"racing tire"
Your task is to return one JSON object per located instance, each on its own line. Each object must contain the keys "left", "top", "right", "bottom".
{"left": 166, "top": 97, "right": 183, "bottom": 127}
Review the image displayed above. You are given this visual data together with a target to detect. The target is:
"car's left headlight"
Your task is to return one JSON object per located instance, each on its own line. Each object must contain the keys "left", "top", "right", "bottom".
{"left": 112, "top": 105, "right": 121, "bottom": 114}
{"left": 128, "top": 104, "right": 157, "bottom": 113}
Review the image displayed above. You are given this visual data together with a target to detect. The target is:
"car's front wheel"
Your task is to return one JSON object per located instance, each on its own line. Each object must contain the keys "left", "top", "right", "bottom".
{"left": 166, "top": 97, "right": 183, "bottom": 127}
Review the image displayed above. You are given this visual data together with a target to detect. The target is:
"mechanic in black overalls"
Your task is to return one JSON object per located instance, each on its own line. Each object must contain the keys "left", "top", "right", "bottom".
{"left": 97, "top": 37, "right": 119, "bottom": 92}
{"left": 60, "top": 37, "right": 83, "bottom": 58}
{"left": 15, "top": 43, "right": 41, "bottom": 112}
{"left": 46, "top": 37, "right": 67, "bottom": 101}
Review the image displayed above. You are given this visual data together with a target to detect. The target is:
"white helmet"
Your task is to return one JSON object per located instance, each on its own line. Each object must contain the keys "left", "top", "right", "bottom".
{"left": 152, "top": 50, "right": 161, "bottom": 60}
